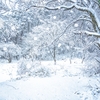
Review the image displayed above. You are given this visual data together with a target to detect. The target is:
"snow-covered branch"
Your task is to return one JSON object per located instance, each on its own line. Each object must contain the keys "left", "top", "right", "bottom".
{"left": 26, "top": 1, "right": 100, "bottom": 33}
{"left": 26, "top": 4, "right": 74, "bottom": 11}
{"left": 75, "top": 3, "right": 100, "bottom": 32}
{"left": 48, "top": 15, "right": 92, "bottom": 47}
{"left": 73, "top": 30, "right": 100, "bottom": 37}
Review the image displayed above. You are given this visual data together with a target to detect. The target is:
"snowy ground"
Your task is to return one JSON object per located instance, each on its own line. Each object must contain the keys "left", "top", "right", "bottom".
{"left": 0, "top": 59, "right": 100, "bottom": 100}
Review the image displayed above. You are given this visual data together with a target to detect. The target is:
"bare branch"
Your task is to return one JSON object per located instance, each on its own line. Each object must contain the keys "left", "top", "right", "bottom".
{"left": 48, "top": 15, "right": 92, "bottom": 47}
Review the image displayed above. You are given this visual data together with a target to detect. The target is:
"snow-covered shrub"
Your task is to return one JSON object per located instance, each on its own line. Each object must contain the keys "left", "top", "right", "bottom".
{"left": 17, "top": 59, "right": 51, "bottom": 77}
{"left": 82, "top": 59, "right": 100, "bottom": 76}
{"left": 0, "top": 42, "right": 21, "bottom": 63}
{"left": 17, "top": 58, "right": 37, "bottom": 75}
{"left": 30, "top": 66, "right": 51, "bottom": 77}
{"left": 17, "top": 59, "right": 28, "bottom": 75}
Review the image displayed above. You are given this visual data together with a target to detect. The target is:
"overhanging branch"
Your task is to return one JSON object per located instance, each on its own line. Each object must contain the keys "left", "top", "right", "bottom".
{"left": 26, "top": 5, "right": 74, "bottom": 11}
{"left": 73, "top": 30, "right": 100, "bottom": 38}
{"left": 26, "top": 2, "right": 100, "bottom": 32}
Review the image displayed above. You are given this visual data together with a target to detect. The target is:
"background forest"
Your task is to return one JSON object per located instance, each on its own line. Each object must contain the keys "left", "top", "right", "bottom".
{"left": 0, "top": 0, "right": 100, "bottom": 74}
{"left": 0, "top": 0, "right": 100, "bottom": 100}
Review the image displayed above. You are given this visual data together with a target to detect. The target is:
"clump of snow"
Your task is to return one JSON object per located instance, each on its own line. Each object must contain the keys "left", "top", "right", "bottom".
{"left": 84, "top": 0, "right": 88, "bottom": 3}
{"left": 0, "top": 18, "right": 4, "bottom": 29}
{"left": 74, "top": 23, "right": 78, "bottom": 27}
{"left": 34, "top": 37, "right": 38, "bottom": 40}
{"left": 70, "top": 10, "right": 74, "bottom": 13}
{"left": 72, "top": 0, "right": 77, "bottom": 2}
{"left": 21, "top": 0, "right": 30, "bottom": 2}
{"left": 11, "top": 26, "right": 16, "bottom": 31}
{"left": 58, "top": 43, "right": 61, "bottom": 47}
{"left": 3, "top": 47, "right": 7, "bottom": 51}
{"left": 53, "top": 16, "right": 57, "bottom": 19}
{"left": 46, "top": 27, "right": 49, "bottom": 31}
{"left": 58, "top": 0, "right": 61, "bottom": 2}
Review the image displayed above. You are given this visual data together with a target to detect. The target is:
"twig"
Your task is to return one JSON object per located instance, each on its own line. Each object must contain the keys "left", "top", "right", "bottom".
{"left": 5, "top": 84, "right": 18, "bottom": 90}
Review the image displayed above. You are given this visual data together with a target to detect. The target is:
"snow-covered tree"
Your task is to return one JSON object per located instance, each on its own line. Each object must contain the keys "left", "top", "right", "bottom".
{"left": 0, "top": 42, "right": 21, "bottom": 63}
{"left": 0, "top": 0, "right": 99, "bottom": 72}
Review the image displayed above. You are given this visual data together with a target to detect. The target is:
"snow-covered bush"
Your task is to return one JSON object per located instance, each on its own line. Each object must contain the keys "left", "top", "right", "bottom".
{"left": 30, "top": 66, "right": 51, "bottom": 77}
{"left": 0, "top": 42, "right": 21, "bottom": 63}
{"left": 17, "top": 59, "right": 38, "bottom": 75}
{"left": 82, "top": 59, "right": 100, "bottom": 76}
{"left": 17, "top": 59, "right": 51, "bottom": 77}
{"left": 17, "top": 59, "right": 28, "bottom": 75}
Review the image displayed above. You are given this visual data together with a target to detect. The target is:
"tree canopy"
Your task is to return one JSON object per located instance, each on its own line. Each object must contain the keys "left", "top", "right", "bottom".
{"left": 0, "top": 0, "right": 100, "bottom": 65}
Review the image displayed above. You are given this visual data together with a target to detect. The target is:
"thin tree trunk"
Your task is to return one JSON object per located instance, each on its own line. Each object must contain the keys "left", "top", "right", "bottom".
{"left": 53, "top": 45, "right": 56, "bottom": 65}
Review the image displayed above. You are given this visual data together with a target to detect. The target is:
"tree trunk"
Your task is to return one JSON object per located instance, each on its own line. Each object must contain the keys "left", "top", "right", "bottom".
{"left": 8, "top": 53, "right": 12, "bottom": 63}
{"left": 53, "top": 45, "right": 56, "bottom": 65}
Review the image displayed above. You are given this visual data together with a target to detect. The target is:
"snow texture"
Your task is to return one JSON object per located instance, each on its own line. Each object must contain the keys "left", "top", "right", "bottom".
{"left": 0, "top": 60, "right": 100, "bottom": 100}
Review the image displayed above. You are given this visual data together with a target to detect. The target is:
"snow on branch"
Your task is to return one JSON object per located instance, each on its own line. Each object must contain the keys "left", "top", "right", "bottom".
{"left": 74, "top": 3, "right": 100, "bottom": 30}
{"left": 25, "top": 2, "right": 93, "bottom": 13}
{"left": 26, "top": 1, "right": 100, "bottom": 31}
{"left": 88, "top": 7, "right": 100, "bottom": 29}
{"left": 95, "top": 57, "right": 100, "bottom": 63}
{"left": 48, "top": 15, "right": 91, "bottom": 47}
{"left": 73, "top": 30, "right": 100, "bottom": 37}
{"left": 26, "top": 4, "right": 74, "bottom": 11}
